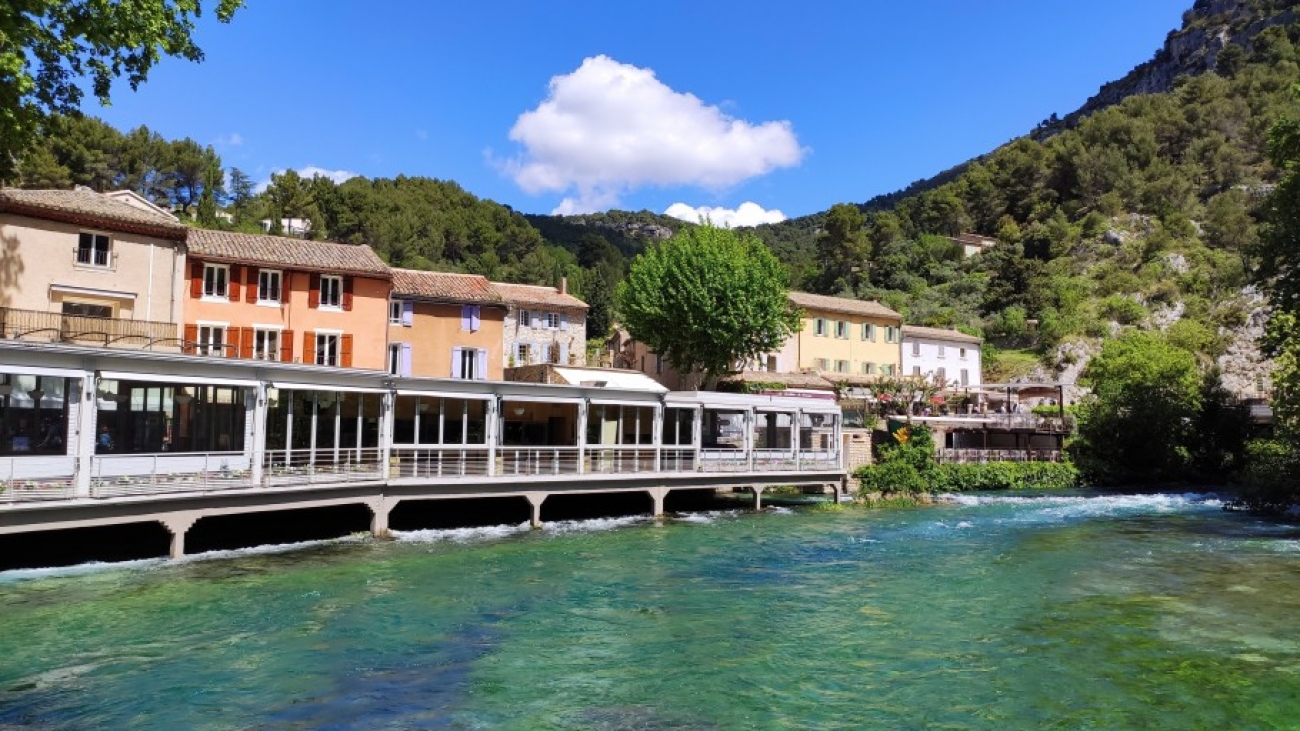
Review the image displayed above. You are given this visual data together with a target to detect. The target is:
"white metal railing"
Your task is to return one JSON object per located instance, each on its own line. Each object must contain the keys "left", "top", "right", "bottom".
{"left": 92, "top": 452, "right": 255, "bottom": 497}
{"left": 262, "top": 447, "right": 384, "bottom": 487}
{"left": 498, "top": 446, "right": 580, "bottom": 476}
{"left": 659, "top": 447, "right": 696, "bottom": 473}
{"left": 585, "top": 446, "right": 656, "bottom": 474}
{"left": 390, "top": 445, "right": 490, "bottom": 479}
{"left": 698, "top": 447, "right": 749, "bottom": 472}
{"left": 940, "top": 448, "right": 1062, "bottom": 464}
{"left": 0, "top": 456, "right": 77, "bottom": 502}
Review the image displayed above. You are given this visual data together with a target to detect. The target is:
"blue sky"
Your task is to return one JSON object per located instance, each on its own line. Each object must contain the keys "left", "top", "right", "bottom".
{"left": 90, "top": 0, "right": 1190, "bottom": 225}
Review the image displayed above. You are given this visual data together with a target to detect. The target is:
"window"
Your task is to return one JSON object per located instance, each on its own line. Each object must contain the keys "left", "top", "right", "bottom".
{"left": 203, "top": 264, "right": 229, "bottom": 299}
{"left": 389, "top": 300, "right": 403, "bottom": 324}
{"left": 541, "top": 312, "right": 561, "bottom": 329}
{"left": 655, "top": 354, "right": 664, "bottom": 374}
{"left": 885, "top": 326, "right": 899, "bottom": 343}
{"left": 461, "top": 305, "right": 481, "bottom": 332}
{"left": 258, "top": 270, "right": 282, "bottom": 304}
{"left": 453, "top": 347, "right": 486, "bottom": 380}
{"left": 316, "top": 333, "right": 339, "bottom": 366}
{"left": 814, "top": 318, "right": 828, "bottom": 336}
{"left": 937, "top": 344, "right": 946, "bottom": 359}
{"left": 518, "top": 309, "right": 532, "bottom": 327}
{"left": 912, "top": 365, "right": 921, "bottom": 376}
{"left": 766, "top": 355, "right": 778, "bottom": 372}
{"left": 319, "top": 275, "right": 342, "bottom": 309}
{"left": 76, "top": 232, "right": 111, "bottom": 267}
{"left": 62, "top": 301, "right": 113, "bottom": 318}
{"left": 863, "top": 362, "right": 876, "bottom": 375}
{"left": 388, "top": 344, "right": 402, "bottom": 375}
{"left": 862, "top": 323, "right": 876, "bottom": 341}
{"left": 911, "top": 341, "right": 921, "bottom": 357}
{"left": 835, "top": 359, "right": 849, "bottom": 373}
{"left": 198, "top": 325, "right": 226, "bottom": 356}
{"left": 960, "top": 369, "right": 969, "bottom": 386}
{"left": 882, "top": 364, "right": 895, "bottom": 376}
{"left": 252, "top": 328, "right": 280, "bottom": 361}
{"left": 814, "top": 358, "right": 830, "bottom": 371}
{"left": 835, "top": 321, "right": 849, "bottom": 339}
{"left": 515, "top": 343, "right": 533, "bottom": 365}
{"left": 936, "top": 367, "right": 946, "bottom": 384}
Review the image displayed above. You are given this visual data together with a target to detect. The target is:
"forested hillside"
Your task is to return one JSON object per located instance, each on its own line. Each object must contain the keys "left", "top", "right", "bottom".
{"left": 750, "top": 0, "right": 1300, "bottom": 389}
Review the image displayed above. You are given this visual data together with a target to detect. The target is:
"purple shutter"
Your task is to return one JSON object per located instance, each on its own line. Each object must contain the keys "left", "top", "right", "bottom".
{"left": 470, "top": 305, "right": 481, "bottom": 332}
{"left": 461, "top": 305, "right": 472, "bottom": 332}
{"left": 560, "top": 313, "right": 568, "bottom": 331}
{"left": 401, "top": 301, "right": 414, "bottom": 327}
{"left": 475, "top": 349, "right": 487, "bottom": 380}
{"left": 451, "top": 347, "right": 464, "bottom": 379}
{"left": 399, "top": 343, "right": 412, "bottom": 377}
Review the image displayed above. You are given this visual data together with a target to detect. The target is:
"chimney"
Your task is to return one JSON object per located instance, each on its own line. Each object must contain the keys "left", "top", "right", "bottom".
{"left": 560, "top": 276, "right": 568, "bottom": 295}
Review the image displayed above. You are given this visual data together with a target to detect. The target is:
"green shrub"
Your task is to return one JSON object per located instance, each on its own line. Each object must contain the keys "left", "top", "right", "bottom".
{"left": 856, "top": 459, "right": 929, "bottom": 495}
{"left": 930, "top": 462, "right": 1080, "bottom": 492}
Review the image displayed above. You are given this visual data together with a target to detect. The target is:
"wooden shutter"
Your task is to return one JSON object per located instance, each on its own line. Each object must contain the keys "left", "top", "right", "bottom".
{"left": 240, "top": 327, "right": 255, "bottom": 359}
{"left": 401, "top": 300, "right": 414, "bottom": 326}
{"left": 302, "top": 331, "right": 316, "bottom": 365}
{"left": 281, "top": 330, "right": 294, "bottom": 363}
{"left": 189, "top": 261, "right": 203, "bottom": 298}
{"left": 183, "top": 323, "right": 198, "bottom": 354}
{"left": 470, "top": 306, "right": 480, "bottom": 332}
{"left": 229, "top": 265, "right": 242, "bottom": 301}
{"left": 342, "top": 276, "right": 354, "bottom": 311}
{"left": 309, "top": 274, "right": 321, "bottom": 308}
{"left": 245, "top": 268, "right": 259, "bottom": 303}
{"left": 340, "top": 334, "right": 353, "bottom": 368}
{"left": 451, "top": 347, "right": 464, "bottom": 379}
{"left": 461, "top": 305, "right": 472, "bottom": 332}
{"left": 224, "top": 327, "right": 241, "bottom": 358}
{"left": 475, "top": 349, "right": 487, "bottom": 381}
{"left": 399, "top": 343, "right": 412, "bottom": 377}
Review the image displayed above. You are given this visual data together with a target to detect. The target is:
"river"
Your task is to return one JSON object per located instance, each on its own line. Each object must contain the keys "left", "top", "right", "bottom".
{"left": 1, "top": 492, "right": 1297, "bottom": 729}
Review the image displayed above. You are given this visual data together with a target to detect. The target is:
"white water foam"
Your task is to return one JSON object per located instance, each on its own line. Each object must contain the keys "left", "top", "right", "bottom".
{"left": 542, "top": 515, "right": 646, "bottom": 535}
{"left": 178, "top": 535, "right": 370, "bottom": 564}
{"left": 674, "top": 509, "right": 743, "bottom": 525}
{"left": 939, "top": 492, "right": 1223, "bottom": 519}
{"left": 0, "top": 557, "right": 166, "bottom": 583}
{"left": 393, "top": 522, "right": 531, "bottom": 544}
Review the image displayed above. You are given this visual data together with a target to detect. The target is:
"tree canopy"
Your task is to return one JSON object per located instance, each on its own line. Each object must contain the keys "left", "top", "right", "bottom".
{"left": 616, "top": 224, "right": 801, "bottom": 386}
{"left": 0, "top": 0, "right": 243, "bottom": 181}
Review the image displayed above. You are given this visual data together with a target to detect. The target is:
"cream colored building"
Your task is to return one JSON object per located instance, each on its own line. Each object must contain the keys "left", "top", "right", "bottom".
{"left": 0, "top": 188, "right": 189, "bottom": 348}
{"left": 766, "top": 292, "right": 903, "bottom": 379}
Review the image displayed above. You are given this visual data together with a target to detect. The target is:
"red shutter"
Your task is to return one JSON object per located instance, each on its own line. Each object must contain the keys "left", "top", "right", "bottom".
{"left": 302, "top": 331, "right": 316, "bottom": 365}
{"left": 189, "top": 261, "right": 203, "bottom": 298}
{"left": 281, "top": 330, "right": 294, "bottom": 363}
{"left": 224, "top": 326, "right": 241, "bottom": 358}
{"left": 183, "top": 323, "right": 198, "bottom": 354}
{"left": 240, "top": 327, "right": 254, "bottom": 359}
{"left": 229, "top": 265, "right": 242, "bottom": 301}
{"left": 309, "top": 274, "right": 320, "bottom": 308}
{"left": 245, "top": 267, "right": 259, "bottom": 303}
{"left": 340, "top": 334, "right": 354, "bottom": 368}
{"left": 342, "top": 276, "right": 354, "bottom": 311}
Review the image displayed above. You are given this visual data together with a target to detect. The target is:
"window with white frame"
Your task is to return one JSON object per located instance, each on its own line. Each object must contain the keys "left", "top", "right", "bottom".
{"left": 389, "top": 300, "right": 403, "bottom": 324}
{"left": 516, "top": 342, "right": 533, "bottom": 364}
{"left": 258, "top": 269, "right": 282, "bottom": 304}
{"left": 862, "top": 323, "right": 876, "bottom": 341}
{"left": 835, "top": 321, "right": 849, "bottom": 339}
{"left": 203, "top": 264, "right": 229, "bottom": 299}
{"left": 76, "top": 232, "right": 112, "bottom": 267}
{"left": 320, "top": 275, "right": 343, "bottom": 309}
{"left": 252, "top": 328, "right": 280, "bottom": 361}
{"left": 541, "top": 312, "right": 560, "bottom": 329}
{"left": 454, "top": 347, "right": 486, "bottom": 380}
{"left": 885, "top": 326, "right": 899, "bottom": 343}
{"left": 814, "top": 318, "right": 828, "bottom": 336}
{"left": 937, "top": 344, "right": 946, "bottom": 358}
{"left": 316, "top": 332, "right": 340, "bottom": 366}
{"left": 911, "top": 341, "right": 921, "bottom": 356}
{"left": 198, "top": 324, "right": 226, "bottom": 356}
{"left": 518, "top": 309, "right": 532, "bottom": 327}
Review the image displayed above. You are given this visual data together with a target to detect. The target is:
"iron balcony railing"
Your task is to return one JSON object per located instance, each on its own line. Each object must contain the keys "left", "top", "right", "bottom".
{"left": 0, "top": 307, "right": 178, "bottom": 348}
{"left": 939, "top": 448, "right": 1063, "bottom": 464}
{"left": 262, "top": 448, "right": 384, "bottom": 487}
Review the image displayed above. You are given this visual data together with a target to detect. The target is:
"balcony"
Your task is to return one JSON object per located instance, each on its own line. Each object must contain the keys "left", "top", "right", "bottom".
{"left": 0, "top": 307, "right": 179, "bottom": 349}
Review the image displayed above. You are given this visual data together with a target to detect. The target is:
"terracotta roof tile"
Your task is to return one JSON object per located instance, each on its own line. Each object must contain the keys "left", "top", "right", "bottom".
{"left": 787, "top": 291, "right": 901, "bottom": 320}
{"left": 0, "top": 187, "right": 187, "bottom": 237}
{"left": 391, "top": 268, "right": 503, "bottom": 305}
{"left": 187, "top": 229, "right": 390, "bottom": 277}
{"left": 494, "top": 281, "right": 589, "bottom": 310}
{"left": 724, "top": 371, "right": 837, "bottom": 390}
{"left": 903, "top": 325, "right": 983, "bottom": 345}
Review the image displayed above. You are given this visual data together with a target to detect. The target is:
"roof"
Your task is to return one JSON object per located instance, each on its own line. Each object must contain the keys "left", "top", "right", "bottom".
{"left": 787, "top": 291, "right": 901, "bottom": 320}
{"left": 552, "top": 366, "right": 667, "bottom": 392}
{"left": 187, "top": 229, "right": 390, "bottom": 278}
{"left": 0, "top": 187, "right": 188, "bottom": 239}
{"left": 391, "top": 268, "right": 504, "bottom": 305}
{"left": 494, "top": 281, "right": 589, "bottom": 311}
{"left": 724, "top": 371, "right": 837, "bottom": 390}
{"left": 903, "top": 325, "right": 983, "bottom": 345}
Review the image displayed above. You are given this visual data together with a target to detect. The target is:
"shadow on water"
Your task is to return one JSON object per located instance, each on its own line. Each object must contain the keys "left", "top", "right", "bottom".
{"left": 0, "top": 522, "right": 169, "bottom": 571}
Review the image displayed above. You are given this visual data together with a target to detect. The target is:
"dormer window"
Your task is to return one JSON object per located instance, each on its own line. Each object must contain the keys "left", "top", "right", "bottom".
{"left": 76, "top": 232, "right": 111, "bottom": 267}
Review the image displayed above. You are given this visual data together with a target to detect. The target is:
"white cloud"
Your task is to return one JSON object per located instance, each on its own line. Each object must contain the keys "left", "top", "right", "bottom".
{"left": 664, "top": 201, "right": 787, "bottom": 227}
{"left": 254, "top": 165, "right": 360, "bottom": 193}
{"left": 214, "top": 132, "right": 244, "bottom": 147}
{"left": 501, "top": 55, "right": 804, "bottom": 214}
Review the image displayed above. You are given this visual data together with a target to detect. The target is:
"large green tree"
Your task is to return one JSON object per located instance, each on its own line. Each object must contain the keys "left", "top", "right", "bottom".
{"left": 1072, "top": 330, "right": 1202, "bottom": 484}
{"left": 1, "top": 0, "right": 243, "bottom": 181}
{"left": 616, "top": 224, "right": 801, "bottom": 387}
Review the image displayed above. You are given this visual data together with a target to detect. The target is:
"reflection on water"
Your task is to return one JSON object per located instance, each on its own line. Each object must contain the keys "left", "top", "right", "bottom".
{"left": 1, "top": 493, "right": 1298, "bottom": 729}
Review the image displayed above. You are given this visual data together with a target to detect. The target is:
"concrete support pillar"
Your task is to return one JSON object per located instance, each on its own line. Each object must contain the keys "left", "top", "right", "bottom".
{"left": 648, "top": 486, "right": 669, "bottom": 517}
{"left": 160, "top": 513, "right": 199, "bottom": 560}
{"left": 752, "top": 485, "right": 766, "bottom": 511}
{"left": 75, "top": 373, "right": 97, "bottom": 498}
{"left": 525, "top": 491, "right": 547, "bottom": 528}
{"left": 369, "top": 498, "right": 394, "bottom": 539}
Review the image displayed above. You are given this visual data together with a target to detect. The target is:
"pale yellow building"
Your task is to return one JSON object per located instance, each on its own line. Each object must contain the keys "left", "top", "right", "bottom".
{"left": 0, "top": 188, "right": 189, "bottom": 348}
{"left": 770, "top": 292, "right": 903, "bottom": 379}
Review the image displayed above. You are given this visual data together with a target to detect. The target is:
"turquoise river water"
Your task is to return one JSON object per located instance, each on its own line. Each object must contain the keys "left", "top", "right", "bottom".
{"left": 2, "top": 492, "right": 1299, "bottom": 729}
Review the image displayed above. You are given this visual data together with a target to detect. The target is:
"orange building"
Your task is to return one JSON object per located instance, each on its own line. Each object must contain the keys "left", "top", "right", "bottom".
{"left": 387, "top": 269, "right": 506, "bottom": 380}
{"left": 184, "top": 230, "right": 392, "bottom": 370}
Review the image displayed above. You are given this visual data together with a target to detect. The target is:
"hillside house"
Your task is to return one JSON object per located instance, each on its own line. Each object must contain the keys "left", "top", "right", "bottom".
{"left": 387, "top": 269, "right": 506, "bottom": 380}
